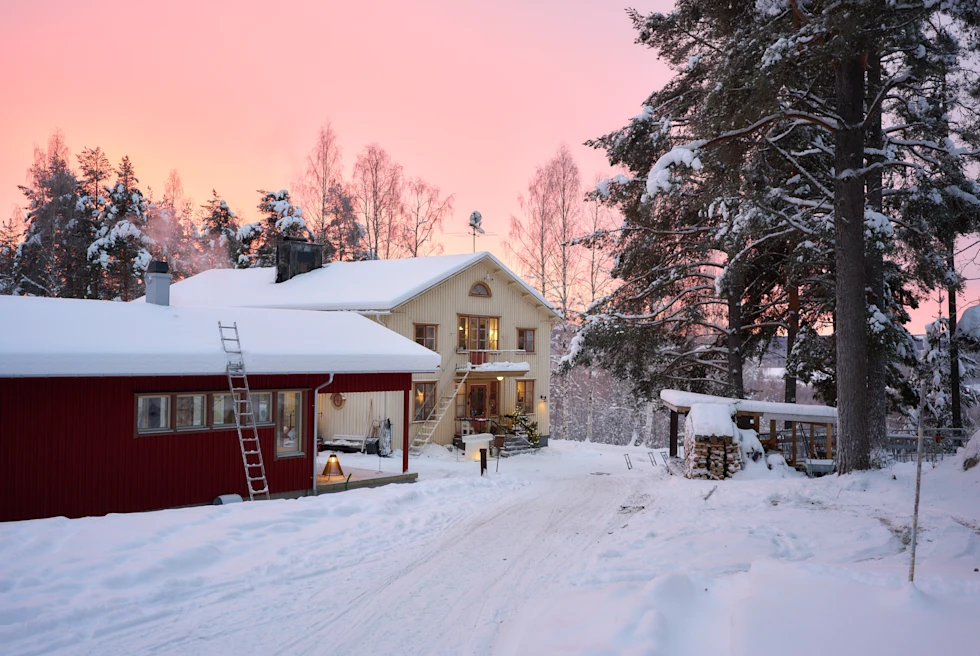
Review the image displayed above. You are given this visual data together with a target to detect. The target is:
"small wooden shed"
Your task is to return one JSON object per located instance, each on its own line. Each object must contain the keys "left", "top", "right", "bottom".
{"left": 660, "top": 389, "right": 838, "bottom": 466}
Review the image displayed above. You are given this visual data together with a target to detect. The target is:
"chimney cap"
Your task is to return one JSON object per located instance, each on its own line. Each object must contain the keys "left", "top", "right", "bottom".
{"left": 147, "top": 260, "right": 170, "bottom": 274}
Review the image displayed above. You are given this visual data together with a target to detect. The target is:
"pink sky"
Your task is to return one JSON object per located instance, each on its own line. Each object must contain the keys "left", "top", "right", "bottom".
{"left": 0, "top": 0, "right": 670, "bottom": 253}
{"left": 0, "top": 0, "right": 965, "bottom": 333}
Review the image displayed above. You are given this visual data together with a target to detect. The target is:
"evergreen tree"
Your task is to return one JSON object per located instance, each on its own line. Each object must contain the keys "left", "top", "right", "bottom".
{"left": 236, "top": 189, "right": 310, "bottom": 268}
{"left": 322, "top": 184, "right": 369, "bottom": 262}
{"left": 87, "top": 156, "right": 154, "bottom": 300}
{"left": 575, "top": 0, "right": 979, "bottom": 472}
{"left": 0, "top": 211, "right": 21, "bottom": 295}
{"left": 14, "top": 133, "right": 85, "bottom": 298}
{"left": 917, "top": 317, "right": 979, "bottom": 429}
{"left": 198, "top": 190, "right": 240, "bottom": 269}
{"left": 73, "top": 146, "right": 113, "bottom": 298}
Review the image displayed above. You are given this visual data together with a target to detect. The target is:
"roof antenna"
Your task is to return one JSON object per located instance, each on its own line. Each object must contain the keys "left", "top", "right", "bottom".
{"left": 468, "top": 211, "right": 485, "bottom": 253}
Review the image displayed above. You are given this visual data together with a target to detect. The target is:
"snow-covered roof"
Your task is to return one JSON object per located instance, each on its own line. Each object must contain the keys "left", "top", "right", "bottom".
{"left": 0, "top": 296, "right": 440, "bottom": 378}
{"left": 152, "top": 252, "right": 559, "bottom": 316}
{"left": 685, "top": 403, "right": 736, "bottom": 438}
{"left": 660, "top": 389, "right": 837, "bottom": 424}
{"left": 957, "top": 304, "right": 980, "bottom": 340}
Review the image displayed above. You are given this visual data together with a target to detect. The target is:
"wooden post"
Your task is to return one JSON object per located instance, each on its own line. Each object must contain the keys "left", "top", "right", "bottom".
{"left": 826, "top": 423, "right": 833, "bottom": 460}
{"left": 669, "top": 410, "right": 679, "bottom": 458}
{"left": 769, "top": 419, "right": 777, "bottom": 452}
{"left": 791, "top": 422, "right": 797, "bottom": 464}
{"left": 402, "top": 388, "right": 410, "bottom": 473}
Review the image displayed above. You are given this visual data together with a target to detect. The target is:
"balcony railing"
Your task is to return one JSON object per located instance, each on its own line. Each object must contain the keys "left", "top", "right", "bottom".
{"left": 456, "top": 349, "right": 531, "bottom": 372}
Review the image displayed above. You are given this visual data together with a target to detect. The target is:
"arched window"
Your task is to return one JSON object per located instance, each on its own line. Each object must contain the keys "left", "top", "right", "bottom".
{"left": 469, "top": 282, "right": 491, "bottom": 297}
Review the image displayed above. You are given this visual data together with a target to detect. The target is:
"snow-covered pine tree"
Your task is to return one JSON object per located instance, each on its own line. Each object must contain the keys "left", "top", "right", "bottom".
{"left": 87, "top": 156, "right": 154, "bottom": 301}
{"left": 0, "top": 211, "right": 21, "bottom": 295}
{"left": 917, "top": 317, "right": 979, "bottom": 429}
{"left": 237, "top": 189, "right": 311, "bottom": 268}
{"left": 323, "top": 184, "right": 369, "bottom": 262}
{"left": 74, "top": 146, "right": 113, "bottom": 298}
{"left": 583, "top": 0, "right": 979, "bottom": 472}
{"left": 14, "top": 133, "right": 85, "bottom": 298}
{"left": 198, "top": 190, "right": 240, "bottom": 269}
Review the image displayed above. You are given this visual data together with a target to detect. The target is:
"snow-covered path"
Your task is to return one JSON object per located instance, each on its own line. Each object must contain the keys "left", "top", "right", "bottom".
{"left": 320, "top": 471, "right": 637, "bottom": 656}
{"left": 1, "top": 440, "right": 979, "bottom": 656}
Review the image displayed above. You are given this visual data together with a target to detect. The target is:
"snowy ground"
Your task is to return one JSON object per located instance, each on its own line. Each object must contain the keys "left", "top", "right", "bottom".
{"left": 1, "top": 441, "right": 978, "bottom": 656}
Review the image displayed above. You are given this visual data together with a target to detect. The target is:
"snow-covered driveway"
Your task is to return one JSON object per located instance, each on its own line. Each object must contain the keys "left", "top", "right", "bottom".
{"left": 1, "top": 441, "right": 978, "bottom": 655}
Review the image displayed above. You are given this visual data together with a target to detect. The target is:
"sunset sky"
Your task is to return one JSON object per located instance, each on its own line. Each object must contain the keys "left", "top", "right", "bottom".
{"left": 0, "top": 0, "right": 669, "bottom": 253}
{"left": 0, "top": 0, "right": 966, "bottom": 331}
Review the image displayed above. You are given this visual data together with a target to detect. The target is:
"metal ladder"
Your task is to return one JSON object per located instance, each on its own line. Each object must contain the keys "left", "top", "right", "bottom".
{"left": 409, "top": 370, "right": 469, "bottom": 455}
{"left": 218, "top": 322, "right": 271, "bottom": 501}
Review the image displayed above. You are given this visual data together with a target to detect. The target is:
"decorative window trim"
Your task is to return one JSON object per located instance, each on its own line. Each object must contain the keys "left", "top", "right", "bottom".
{"left": 469, "top": 282, "right": 492, "bottom": 297}
{"left": 517, "top": 328, "right": 536, "bottom": 353}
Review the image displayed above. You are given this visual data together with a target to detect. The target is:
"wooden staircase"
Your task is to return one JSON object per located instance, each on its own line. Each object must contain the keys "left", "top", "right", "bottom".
{"left": 409, "top": 368, "right": 469, "bottom": 455}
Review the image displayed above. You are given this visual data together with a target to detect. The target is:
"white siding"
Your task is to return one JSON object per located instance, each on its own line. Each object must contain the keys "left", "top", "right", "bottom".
{"left": 381, "top": 259, "right": 555, "bottom": 446}
{"left": 318, "top": 391, "right": 405, "bottom": 449}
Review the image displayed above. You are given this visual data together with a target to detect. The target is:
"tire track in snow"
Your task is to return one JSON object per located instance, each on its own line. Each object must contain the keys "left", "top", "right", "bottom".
{"left": 290, "top": 473, "right": 642, "bottom": 656}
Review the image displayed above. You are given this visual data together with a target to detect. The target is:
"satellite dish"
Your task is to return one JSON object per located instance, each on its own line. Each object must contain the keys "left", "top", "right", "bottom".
{"left": 468, "top": 211, "right": 485, "bottom": 234}
{"left": 468, "top": 211, "right": 485, "bottom": 253}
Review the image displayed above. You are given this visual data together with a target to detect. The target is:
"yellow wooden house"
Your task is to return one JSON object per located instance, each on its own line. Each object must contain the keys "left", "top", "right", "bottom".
{"left": 167, "top": 249, "right": 560, "bottom": 452}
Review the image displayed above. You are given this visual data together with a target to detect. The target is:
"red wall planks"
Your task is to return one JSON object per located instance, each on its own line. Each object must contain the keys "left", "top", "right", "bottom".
{"left": 0, "top": 372, "right": 411, "bottom": 521}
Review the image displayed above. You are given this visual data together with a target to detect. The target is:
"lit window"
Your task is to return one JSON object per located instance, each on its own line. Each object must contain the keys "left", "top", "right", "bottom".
{"left": 469, "top": 282, "right": 491, "bottom": 297}
{"left": 137, "top": 395, "right": 170, "bottom": 432}
{"left": 516, "top": 380, "right": 535, "bottom": 414}
{"left": 414, "top": 324, "right": 437, "bottom": 351}
{"left": 277, "top": 391, "right": 303, "bottom": 456}
{"left": 414, "top": 382, "right": 436, "bottom": 422}
{"left": 175, "top": 394, "right": 206, "bottom": 430}
{"left": 517, "top": 329, "right": 535, "bottom": 353}
{"left": 457, "top": 316, "right": 499, "bottom": 351}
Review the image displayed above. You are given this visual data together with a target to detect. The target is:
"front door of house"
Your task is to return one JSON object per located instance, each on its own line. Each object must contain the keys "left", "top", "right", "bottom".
{"left": 469, "top": 384, "right": 488, "bottom": 432}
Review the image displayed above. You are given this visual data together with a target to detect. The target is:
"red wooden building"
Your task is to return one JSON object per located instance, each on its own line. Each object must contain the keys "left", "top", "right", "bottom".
{"left": 0, "top": 292, "right": 439, "bottom": 522}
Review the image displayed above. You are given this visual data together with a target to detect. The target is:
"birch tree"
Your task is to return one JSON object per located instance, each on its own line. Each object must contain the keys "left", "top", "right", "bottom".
{"left": 353, "top": 144, "right": 405, "bottom": 260}
{"left": 401, "top": 177, "right": 452, "bottom": 257}
{"left": 296, "top": 123, "right": 344, "bottom": 246}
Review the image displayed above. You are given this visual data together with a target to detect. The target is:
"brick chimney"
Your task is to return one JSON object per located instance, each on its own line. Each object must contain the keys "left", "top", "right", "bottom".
{"left": 145, "top": 261, "right": 172, "bottom": 306}
{"left": 276, "top": 238, "right": 324, "bottom": 283}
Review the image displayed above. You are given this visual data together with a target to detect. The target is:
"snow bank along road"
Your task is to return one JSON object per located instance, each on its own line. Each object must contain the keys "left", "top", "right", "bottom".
{"left": 0, "top": 440, "right": 978, "bottom": 656}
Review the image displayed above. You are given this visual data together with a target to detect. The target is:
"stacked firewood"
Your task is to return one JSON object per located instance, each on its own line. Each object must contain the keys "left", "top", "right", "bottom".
{"left": 685, "top": 439, "right": 742, "bottom": 480}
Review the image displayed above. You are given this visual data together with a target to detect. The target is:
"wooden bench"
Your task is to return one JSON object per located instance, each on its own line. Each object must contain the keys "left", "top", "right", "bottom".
{"left": 320, "top": 434, "right": 367, "bottom": 453}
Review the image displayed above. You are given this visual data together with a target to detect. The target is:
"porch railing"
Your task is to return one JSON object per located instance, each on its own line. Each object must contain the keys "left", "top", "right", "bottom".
{"left": 457, "top": 349, "right": 531, "bottom": 371}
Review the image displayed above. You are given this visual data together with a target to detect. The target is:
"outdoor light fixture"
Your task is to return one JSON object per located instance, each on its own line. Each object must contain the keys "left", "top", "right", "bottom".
{"left": 540, "top": 395, "right": 547, "bottom": 401}
{"left": 496, "top": 375, "right": 504, "bottom": 381}
{"left": 322, "top": 453, "right": 344, "bottom": 477}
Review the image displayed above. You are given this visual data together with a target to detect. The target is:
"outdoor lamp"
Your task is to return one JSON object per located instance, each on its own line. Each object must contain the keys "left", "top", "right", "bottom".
{"left": 496, "top": 375, "right": 504, "bottom": 381}
{"left": 322, "top": 453, "right": 344, "bottom": 477}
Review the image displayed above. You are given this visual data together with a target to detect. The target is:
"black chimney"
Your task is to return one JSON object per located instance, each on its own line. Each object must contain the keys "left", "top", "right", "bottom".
{"left": 276, "top": 238, "right": 324, "bottom": 283}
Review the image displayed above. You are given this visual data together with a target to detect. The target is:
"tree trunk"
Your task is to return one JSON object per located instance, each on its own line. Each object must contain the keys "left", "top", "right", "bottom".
{"left": 865, "top": 50, "right": 888, "bottom": 452}
{"left": 784, "top": 283, "right": 799, "bottom": 430}
{"left": 949, "top": 246, "right": 961, "bottom": 429}
{"left": 835, "top": 54, "right": 870, "bottom": 473}
{"left": 727, "top": 259, "right": 745, "bottom": 399}
{"left": 585, "top": 366, "right": 595, "bottom": 442}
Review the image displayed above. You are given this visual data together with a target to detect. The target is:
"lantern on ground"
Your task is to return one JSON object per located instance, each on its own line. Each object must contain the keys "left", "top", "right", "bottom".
{"left": 322, "top": 453, "right": 344, "bottom": 477}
